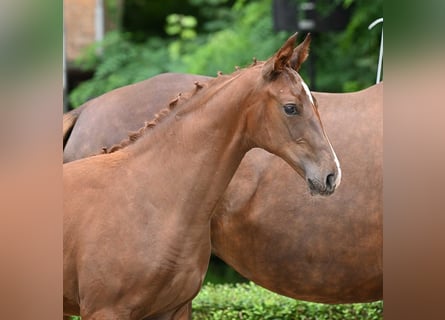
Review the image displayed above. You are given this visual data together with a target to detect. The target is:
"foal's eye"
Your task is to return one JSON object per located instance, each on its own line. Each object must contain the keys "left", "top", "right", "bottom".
{"left": 283, "top": 104, "right": 300, "bottom": 116}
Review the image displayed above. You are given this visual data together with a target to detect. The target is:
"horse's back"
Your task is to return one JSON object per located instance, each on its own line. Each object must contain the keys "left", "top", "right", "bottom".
{"left": 211, "top": 82, "right": 383, "bottom": 303}
{"left": 63, "top": 105, "right": 85, "bottom": 148}
{"left": 63, "top": 73, "right": 212, "bottom": 162}
{"left": 63, "top": 74, "right": 383, "bottom": 303}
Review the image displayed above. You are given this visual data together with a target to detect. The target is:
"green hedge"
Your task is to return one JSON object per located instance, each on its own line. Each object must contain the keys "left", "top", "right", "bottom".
{"left": 70, "top": 282, "right": 383, "bottom": 320}
{"left": 192, "top": 282, "right": 383, "bottom": 320}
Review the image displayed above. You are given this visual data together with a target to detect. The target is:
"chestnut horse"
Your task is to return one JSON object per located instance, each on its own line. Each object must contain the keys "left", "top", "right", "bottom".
{"left": 63, "top": 34, "right": 341, "bottom": 319}
{"left": 211, "top": 85, "right": 382, "bottom": 303}
{"left": 64, "top": 75, "right": 382, "bottom": 305}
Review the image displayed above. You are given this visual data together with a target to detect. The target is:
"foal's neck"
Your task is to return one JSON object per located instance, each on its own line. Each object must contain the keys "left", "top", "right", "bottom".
{"left": 124, "top": 72, "right": 254, "bottom": 223}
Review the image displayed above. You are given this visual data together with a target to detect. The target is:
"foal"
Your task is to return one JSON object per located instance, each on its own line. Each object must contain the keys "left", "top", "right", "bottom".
{"left": 63, "top": 33, "right": 340, "bottom": 319}
{"left": 64, "top": 78, "right": 382, "bottom": 305}
{"left": 63, "top": 65, "right": 382, "bottom": 306}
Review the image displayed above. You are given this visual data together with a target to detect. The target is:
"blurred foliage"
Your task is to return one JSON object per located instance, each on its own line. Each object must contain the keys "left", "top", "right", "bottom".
{"left": 181, "top": 0, "right": 289, "bottom": 75}
{"left": 203, "top": 256, "right": 247, "bottom": 285}
{"left": 104, "top": 0, "right": 123, "bottom": 30}
{"left": 69, "top": 0, "right": 382, "bottom": 107}
{"left": 121, "top": 0, "right": 235, "bottom": 40}
{"left": 165, "top": 14, "right": 198, "bottom": 39}
{"left": 69, "top": 281, "right": 382, "bottom": 320}
{"left": 193, "top": 282, "right": 383, "bottom": 320}
{"left": 69, "top": 32, "right": 172, "bottom": 107}
{"left": 314, "top": 0, "right": 382, "bottom": 91}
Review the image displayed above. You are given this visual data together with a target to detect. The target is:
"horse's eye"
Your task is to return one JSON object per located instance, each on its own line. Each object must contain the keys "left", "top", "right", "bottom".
{"left": 283, "top": 104, "right": 299, "bottom": 116}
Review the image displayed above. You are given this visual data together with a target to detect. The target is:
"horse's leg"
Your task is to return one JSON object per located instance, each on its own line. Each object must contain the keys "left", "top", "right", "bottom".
{"left": 143, "top": 303, "right": 192, "bottom": 320}
{"left": 80, "top": 301, "right": 192, "bottom": 320}
{"left": 172, "top": 302, "right": 191, "bottom": 320}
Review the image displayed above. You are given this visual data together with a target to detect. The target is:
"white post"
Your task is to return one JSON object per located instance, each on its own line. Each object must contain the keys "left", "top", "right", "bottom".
{"left": 368, "top": 17, "right": 383, "bottom": 83}
{"left": 95, "top": 0, "right": 105, "bottom": 55}
{"left": 63, "top": 22, "right": 68, "bottom": 112}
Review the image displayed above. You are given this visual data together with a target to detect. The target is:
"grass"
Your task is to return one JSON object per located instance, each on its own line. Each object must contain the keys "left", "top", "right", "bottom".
{"left": 69, "top": 282, "right": 383, "bottom": 320}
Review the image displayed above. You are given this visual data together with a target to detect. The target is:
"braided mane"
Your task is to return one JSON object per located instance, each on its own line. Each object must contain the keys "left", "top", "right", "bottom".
{"left": 103, "top": 91, "right": 187, "bottom": 154}
{"left": 102, "top": 77, "right": 223, "bottom": 153}
{"left": 102, "top": 61, "right": 262, "bottom": 154}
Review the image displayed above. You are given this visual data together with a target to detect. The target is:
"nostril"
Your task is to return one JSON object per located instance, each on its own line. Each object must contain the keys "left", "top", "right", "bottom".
{"left": 326, "top": 173, "right": 336, "bottom": 190}
{"left": 307, "top": 178, "right": 315, "bottom": 190}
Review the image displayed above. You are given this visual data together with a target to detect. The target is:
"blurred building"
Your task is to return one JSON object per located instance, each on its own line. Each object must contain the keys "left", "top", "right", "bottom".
{"left": 65, "top": 0, "right": 97, "bottom": 62}
{"left": 63, "top": 0, "right": 123, "bottom": 110}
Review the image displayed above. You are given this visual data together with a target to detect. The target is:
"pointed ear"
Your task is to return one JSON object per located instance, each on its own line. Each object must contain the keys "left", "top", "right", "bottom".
{"left": 290, "top": 33, "right": 311, "bottom": 72}
{"left": 262, "top": 32, "right": 298, "bottom": 81}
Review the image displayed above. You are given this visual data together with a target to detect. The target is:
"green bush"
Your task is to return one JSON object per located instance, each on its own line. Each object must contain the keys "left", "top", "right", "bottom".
{"left": 192, "top": 282, "right": 383, "bottom": 320}
{"left": 69, "top": 282, "right": 382, "bottom": 320}
{"left": 68, "top": 31, "right": 173, "bottom": 107}
{"left": 69, "top": 0, "right": 382, "bottom": 108}
{"left": 69, "top": 0, "right": 285, "bottom": 108}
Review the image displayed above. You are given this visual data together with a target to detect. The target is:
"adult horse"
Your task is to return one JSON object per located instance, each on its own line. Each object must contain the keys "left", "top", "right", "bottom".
{"left": 63, "top": 33, "right": 341, "bottom": 319}
{"left": 64, "top": 75, "right": 382, "bottom": 304}
{"left": 212, "top": 85, "right": 382, "bottom": 303}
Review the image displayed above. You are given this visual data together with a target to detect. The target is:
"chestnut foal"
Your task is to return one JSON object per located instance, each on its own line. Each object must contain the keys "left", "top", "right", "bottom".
{"left": 63, "top": 34, "right": 340, "bottom": 319}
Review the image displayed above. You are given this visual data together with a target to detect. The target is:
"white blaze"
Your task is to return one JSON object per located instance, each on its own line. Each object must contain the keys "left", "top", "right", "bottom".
{"left": 301, "top": 78, "right": 342, "bottom": 187}
{"left": 327, "top": 137, "right": 342, "bottom": 187}
{"left": 301, "top": 80, "right": 314, "bottom": 105}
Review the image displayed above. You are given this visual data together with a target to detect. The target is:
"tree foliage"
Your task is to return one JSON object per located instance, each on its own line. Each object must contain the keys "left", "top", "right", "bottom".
{"left": 193, "top": 282, "right": 383, "bottom": 320}
{"left": 70, "top": 282, "right": 383, "bottom": 320}
{"left": 314, "top": 0, "right": 383, "bottom": 91}
{"left": 69, "top": 0, "right": 383, "bottom": 108}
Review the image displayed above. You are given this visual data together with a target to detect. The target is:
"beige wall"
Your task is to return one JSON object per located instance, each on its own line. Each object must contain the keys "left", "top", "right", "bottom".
{"left": 64, "top": 0, "right": 96, "bottom": 62}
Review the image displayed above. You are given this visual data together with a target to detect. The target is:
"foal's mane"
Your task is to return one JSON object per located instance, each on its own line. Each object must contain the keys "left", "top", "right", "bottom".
{"left": 102, "top": 64, "right": 259, "bottom": 154}
{"left": 103, "top": 90, "right": 191, "bottom": 154}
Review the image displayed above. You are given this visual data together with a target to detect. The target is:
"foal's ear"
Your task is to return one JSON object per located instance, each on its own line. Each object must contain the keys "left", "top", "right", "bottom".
{"left": 262, "top": 32, "right": 298, "bottom": 81}
{"left": 290, "top": 33, "right": 311, "bottom": 72}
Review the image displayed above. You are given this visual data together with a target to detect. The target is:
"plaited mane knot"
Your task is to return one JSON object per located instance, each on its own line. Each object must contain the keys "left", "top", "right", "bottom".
{"left": 169, "top": 93, "right": 182, "bottom": 108}
{"left": 251, "top": 57, "right": 257, "bottom": 66}
{"left": 102, "top": 73, "right": 240, "bottom": 155}
{"left": 194, "top": 81, "right": 204, "bottom": 89}
{"left": 217, "top": 71, "right": 223, "bottom": 76}
{"left": 104, "top": 95, "right": 182, "bottom": 154}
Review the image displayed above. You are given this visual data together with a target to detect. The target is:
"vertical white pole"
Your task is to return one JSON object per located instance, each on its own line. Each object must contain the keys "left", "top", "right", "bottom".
{"left": 63, "top": 22, "right": 68, "bottom": 112}
{"left": 95, "top": 0, "right": 105, "bottom": 54}
{"left": 377, "top": 28, "right": 383, "bottom": 83}
{"left": 368, "top": 18, "right": 383, "bottom": 84}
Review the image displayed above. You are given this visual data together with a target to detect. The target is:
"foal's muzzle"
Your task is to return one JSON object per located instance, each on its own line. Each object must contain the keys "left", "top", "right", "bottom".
{"left": 307, "top": 172, "right": 337, "bottom": 196}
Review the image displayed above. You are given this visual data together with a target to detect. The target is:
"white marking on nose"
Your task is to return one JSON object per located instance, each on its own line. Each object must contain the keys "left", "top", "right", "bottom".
{"left": 301, "top": 80, "right": 314, "bottom": 105}
{"left": 327, "top": 137, "right": 342, "bottom": 187}
{"left": 300, "top": 77, "right": 341, "bottom": 187}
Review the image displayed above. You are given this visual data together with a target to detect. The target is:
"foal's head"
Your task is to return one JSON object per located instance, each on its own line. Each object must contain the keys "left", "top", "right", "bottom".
{"left": 244, "top": 33, "right": 341, "bottom": 196}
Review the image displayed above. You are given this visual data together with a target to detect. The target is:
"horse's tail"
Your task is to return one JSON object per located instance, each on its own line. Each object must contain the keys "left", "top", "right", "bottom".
{"left": 63, "top": 105, "right": 86, "bottom": 149}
